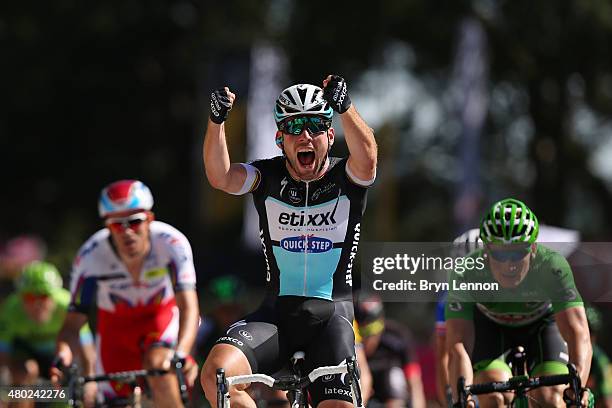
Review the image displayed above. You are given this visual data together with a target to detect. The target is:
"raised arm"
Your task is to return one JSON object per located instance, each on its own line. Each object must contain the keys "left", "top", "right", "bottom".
{"left": 203, "top": 87, "right": 248, "bottom": 194}
{"left": 322, "top": 75, "right": 377, "bottom": 182}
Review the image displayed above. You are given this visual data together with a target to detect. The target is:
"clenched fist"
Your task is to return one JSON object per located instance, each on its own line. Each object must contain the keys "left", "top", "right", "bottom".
{"left": 210, "top": 87, "right": 235, "bottom": 124}
{"left": 322, "top": 75, "right": 351, "bottom": 114}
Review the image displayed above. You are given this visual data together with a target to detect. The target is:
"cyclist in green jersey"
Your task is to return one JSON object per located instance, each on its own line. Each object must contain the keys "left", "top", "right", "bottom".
{"left": 445, "top": 198, "right": 592, "bottom": 407}
{"left": 0, "top": 262, "right": 93, "bottom": 392}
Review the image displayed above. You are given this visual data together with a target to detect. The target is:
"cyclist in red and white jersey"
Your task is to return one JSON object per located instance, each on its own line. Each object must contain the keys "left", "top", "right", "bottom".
{"left": 51, "top": 180, "right": 200, "bottom": 407}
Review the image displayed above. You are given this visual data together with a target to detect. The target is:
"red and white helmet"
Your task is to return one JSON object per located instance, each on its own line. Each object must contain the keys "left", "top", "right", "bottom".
{"left": 98, "top": 180, "right": 154, "bottom": 218}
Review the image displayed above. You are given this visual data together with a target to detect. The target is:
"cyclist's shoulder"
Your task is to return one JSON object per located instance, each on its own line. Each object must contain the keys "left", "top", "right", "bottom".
{"left": 329, "top": 156, "right": 348, "bottom": 167}
{"left": 150, "top": 221, "right": 193, "bottom": 255}
{"left": 246, "top": 155, "right": 285, "bottom": 171}
{"left": 534, "top": 244, "right": 568, "bottom": 261}
{"left": 75, "top": 228, "right": 111, "bottom": 262}
{"left": 532, "top": 244, "right": 574, "bottom": 279}
{"left": 0, "top": 293, "right": 22, "bottom": 315}
{"left": 149, "top": 220, "right": 190, "bottom": 242}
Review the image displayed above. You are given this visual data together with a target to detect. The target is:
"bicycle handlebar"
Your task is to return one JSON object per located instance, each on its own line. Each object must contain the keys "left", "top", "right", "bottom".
{"left": 80, "top": 368, "right": 169, "bottom": 383}
{"left": 455, "top": 363, "right": 584, "bottom": 408}
{"left": 224, "top": 362, "right": 348, "bottom": 389}
{"left": 217, "top": 356, "right": 363, "bottom": 408}
{"left": 467, "top": 373, "right": 571, "bottom": 395}
{"left": 61, "top": 356, "right": 189, "bottom": 406}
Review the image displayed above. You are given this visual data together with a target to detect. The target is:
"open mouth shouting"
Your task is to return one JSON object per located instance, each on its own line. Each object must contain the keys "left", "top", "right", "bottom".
{"left": 297, "top": 149, "right": 316, "bottom": 168}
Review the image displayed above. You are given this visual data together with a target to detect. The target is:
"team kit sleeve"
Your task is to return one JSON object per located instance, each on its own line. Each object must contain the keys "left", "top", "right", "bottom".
{"left": 345, "top": 160, "right": 376, "bottom": 187}
{"left": 547, "top": 251, "right": 584, "bottom": 312}
{"left": 68, "top": 247, "right": 98, "bottom": 314}
{"left": 228, "top": 162, "right": 262, "bottom": 196}
{"left": 165, "top": 228, "right": 197, "bottom": 292}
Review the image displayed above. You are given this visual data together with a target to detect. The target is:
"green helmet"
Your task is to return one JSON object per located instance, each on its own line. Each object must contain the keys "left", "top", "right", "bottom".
{"left": 208, "top": 275, "right": 245, "bottom": 304}
{"left": 17, "top": 261, "right": 63, "bottom": 295}
{"left": 480, "top": 198, "right": 539, "bottom": 244}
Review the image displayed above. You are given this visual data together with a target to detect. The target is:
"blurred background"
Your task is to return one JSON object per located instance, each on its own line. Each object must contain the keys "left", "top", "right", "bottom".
{"left": 2, "top": 0, "right": 612, "bottom": 397}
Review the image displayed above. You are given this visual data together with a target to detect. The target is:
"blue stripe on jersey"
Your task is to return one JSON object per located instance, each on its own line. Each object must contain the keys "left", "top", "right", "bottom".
{"left": 273, "top": 246, "right": 342, "bottom": 299}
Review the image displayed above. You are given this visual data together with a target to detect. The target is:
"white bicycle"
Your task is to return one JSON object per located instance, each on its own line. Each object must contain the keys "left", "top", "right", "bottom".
{"left": 216, "top": 352, "right": 364, "bottom": 408}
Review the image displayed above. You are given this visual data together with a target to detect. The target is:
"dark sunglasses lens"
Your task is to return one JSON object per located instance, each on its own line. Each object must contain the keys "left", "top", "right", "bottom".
{"left": 108, "top": 216, "right": 145, "bottom": 232}
{"left": 491, "top": 249, "right": 529, "bottom": 262}
{"left": 108, "top": 223, "right": 123, "bottom": 232}
{"left": 128, "top": 219, "right": 145, "bottom": 227}
{"left": 305, "top": 117, "right": 328, "bottom": 133}
{"left": 287, "top": 117, "right": 309, "bottom": 135}
{"left": 284, "top": 117, "right": 329, "bottom": 135}
{"left": 286, "top": 121, "right": 304, "bottom": 135}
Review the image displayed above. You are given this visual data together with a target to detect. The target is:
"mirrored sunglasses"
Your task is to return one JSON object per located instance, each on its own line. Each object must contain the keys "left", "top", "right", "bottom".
{"left": 22, "top": 292, "right": 50, "bottom": 303}
{"left": 279, "top": 116, "right": 331, "bottom": 136}
{"left": 106, "top": 212, "right": 148, "bottom": 233}
{"left": 489, "top": 246, "right": 531, "bottom": 262}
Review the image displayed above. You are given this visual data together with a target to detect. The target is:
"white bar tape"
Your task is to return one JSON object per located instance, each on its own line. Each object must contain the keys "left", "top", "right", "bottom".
{"left": 226, "top": 373, "right": 276, "bottom": 388}
{"left": 308, "top": 364, "right": 348, "bottom": 382}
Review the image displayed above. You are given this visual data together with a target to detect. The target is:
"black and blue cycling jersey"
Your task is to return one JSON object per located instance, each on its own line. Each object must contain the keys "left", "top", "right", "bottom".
{"left": 241, "top": 156, "right": 371, "bottom": 301}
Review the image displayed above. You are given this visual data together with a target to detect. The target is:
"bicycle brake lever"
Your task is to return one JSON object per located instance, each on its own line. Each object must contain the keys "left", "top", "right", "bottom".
{"left": 456, "top": 377, "right": 468, "bottom": 408}
{"left": 172, "top": 357, "right": 189, "bottom": 405}
{"left": 563, "top": 364, "right": 583, "bottom": 407}
{"left": 346, "top": 356, "right": 363, "bottom": 407}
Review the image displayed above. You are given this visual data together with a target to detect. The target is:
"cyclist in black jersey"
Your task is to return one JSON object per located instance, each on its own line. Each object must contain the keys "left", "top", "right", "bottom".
{"left": 200, "top": 75, "right": 377, "bottom": 408}
{"left": 354, "top": 293, "right": 426, "bottom": 408}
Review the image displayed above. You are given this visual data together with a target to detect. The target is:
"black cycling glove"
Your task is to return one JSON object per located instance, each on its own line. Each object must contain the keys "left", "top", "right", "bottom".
{"left": 322, "top": 75, "right": 351, "bottom": 114}
{"left": 210, "top": 88, "right": 232, "bottom": 124}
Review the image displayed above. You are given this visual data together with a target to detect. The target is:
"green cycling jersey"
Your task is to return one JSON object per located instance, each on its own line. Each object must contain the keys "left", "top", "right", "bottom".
{"left": 0, "top": 288, "right": 92, "bottom": 356}
{"left": 445, "top": 244, "right": 583, "bottom": 327}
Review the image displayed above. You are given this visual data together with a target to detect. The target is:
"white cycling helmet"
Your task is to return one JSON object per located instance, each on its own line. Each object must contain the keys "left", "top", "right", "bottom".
{"left": 98, "top": 179, "right": 154, "bottom": 218}
{"left": 274, "top": 84, "right": 333, "bottom": 128}
{"left": 452, "top": 228, "right": 483, "bottom": 257}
